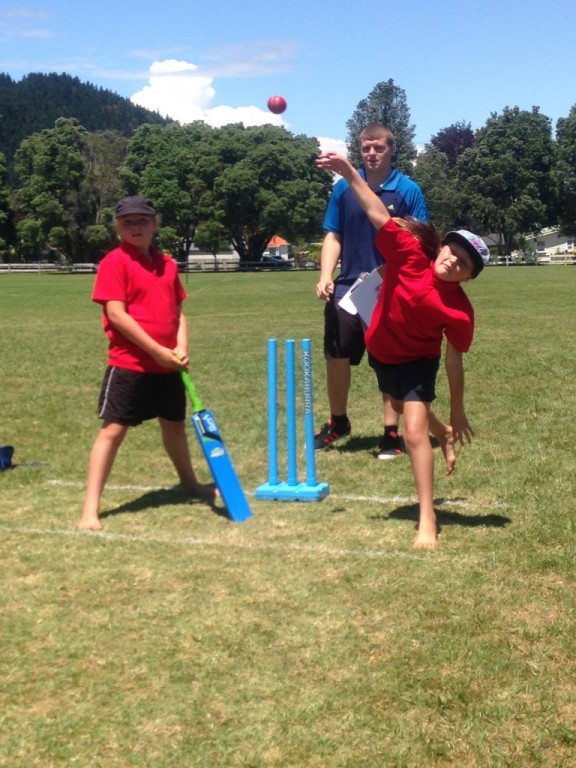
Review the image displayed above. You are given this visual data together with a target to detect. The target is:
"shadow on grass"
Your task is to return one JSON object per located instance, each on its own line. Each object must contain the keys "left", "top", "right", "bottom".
{"left": 331, "top": 435, "right": 444, "bottom": 455}
{"left": 370, "top": 499, "right": 512, "bottom": 530}
{"left": 333, "top": 436, "right": 381, "bottom": 454}
{"left": 100, "top": 487, "right": 227, "bottom": 521}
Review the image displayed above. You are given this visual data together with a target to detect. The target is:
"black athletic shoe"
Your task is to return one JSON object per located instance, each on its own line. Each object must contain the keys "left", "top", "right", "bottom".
{"left": 314, "top": 419, "right": 351, "bottom": 451}
{"left": 377, "top": 431, "right": 403, "bottom": 460}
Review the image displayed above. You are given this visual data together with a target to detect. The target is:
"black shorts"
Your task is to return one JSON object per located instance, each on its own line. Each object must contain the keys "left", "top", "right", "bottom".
{"left": 98, "top": 367, "right": 186, "bottom": 426}
{"left": 368, "top": 355, "right": 440, "bottom": 403}
{"left": 323, "top": 294, "right": 366, "bottom": 365}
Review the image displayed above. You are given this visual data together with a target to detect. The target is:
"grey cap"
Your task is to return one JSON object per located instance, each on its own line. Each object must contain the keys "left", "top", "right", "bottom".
{"left": 115, "top": 196, "right": 156, "bottom": 217}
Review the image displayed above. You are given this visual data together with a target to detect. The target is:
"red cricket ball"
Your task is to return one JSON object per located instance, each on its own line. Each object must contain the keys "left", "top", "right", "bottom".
{"left": 267, "top": 95, "right": 287, "bottom": 115}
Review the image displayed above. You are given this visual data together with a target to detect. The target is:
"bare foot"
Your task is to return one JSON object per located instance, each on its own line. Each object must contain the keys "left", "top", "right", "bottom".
{"left": 77, "top": 515, "right": 103, "bottom": 532}
{"left": 180, "top": 481, "right": 219, "bottom": 502}
{"left": 414, "top": 518, "right": 438, "bottom": 550}
{"left": 439, "top": 426, "right": 456, "bottom": 475}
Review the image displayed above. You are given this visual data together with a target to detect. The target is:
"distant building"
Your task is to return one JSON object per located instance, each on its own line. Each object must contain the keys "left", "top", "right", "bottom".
{"left": 264, "top": 235, "right": 291, "bottom": 260}
{"left": 184, "top": 234, "right": 293, "bottom": 271}
{"left": 186, "top": 243, "right": 239, "bottom": 271}
{"left": 522, "top": 227, "right": 575, "bottom": 265}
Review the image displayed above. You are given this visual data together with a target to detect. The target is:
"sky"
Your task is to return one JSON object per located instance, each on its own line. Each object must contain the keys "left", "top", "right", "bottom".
{"left": 2, "top": 0, "right": 576, "bottom": 156}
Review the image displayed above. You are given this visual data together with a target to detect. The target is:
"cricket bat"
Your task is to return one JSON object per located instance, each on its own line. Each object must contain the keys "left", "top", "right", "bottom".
{"left": 180, "top": 369, "right": 253, "bottom": 523}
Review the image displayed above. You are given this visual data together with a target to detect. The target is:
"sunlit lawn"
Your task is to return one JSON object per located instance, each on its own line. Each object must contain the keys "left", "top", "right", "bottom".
{"left": 1, "top": 267, "right": 575, "bottom": 767}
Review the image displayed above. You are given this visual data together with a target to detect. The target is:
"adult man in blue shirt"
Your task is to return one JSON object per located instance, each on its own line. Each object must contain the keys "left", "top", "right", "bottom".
{"left": 314, "top": 124, "right": 429, "bottom": 457}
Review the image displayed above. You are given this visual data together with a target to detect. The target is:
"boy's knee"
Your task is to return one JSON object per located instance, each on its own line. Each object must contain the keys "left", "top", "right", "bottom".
{"left": 403, "top": 425, "right": 429, "bottom": 451}
{"left": 100, "top": 423, "right": 128, "bottom": 443}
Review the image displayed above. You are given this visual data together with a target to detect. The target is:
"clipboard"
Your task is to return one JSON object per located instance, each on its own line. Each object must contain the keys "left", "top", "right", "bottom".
{"left": 338, "top": 267, "right": 383, "bottom": 326}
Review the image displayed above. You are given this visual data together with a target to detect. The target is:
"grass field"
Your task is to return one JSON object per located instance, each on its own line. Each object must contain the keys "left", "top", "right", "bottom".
{"left": 1, "top": 267, "right": 576, "bottom": 767}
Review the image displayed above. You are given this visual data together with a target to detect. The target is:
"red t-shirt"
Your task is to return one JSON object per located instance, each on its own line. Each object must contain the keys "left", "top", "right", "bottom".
{"left": 92, "top": 243, "right": 187, "bottom": 373}
{"left": 365, "top": 220, "right": 474, "bottom": 364}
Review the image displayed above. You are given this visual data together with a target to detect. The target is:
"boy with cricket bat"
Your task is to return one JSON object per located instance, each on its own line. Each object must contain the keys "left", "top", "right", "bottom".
{"left": 78, "top": 196, "right": 215, "bottom": 531}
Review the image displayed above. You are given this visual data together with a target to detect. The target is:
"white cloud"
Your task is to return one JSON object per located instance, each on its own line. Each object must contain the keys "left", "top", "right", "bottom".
{"left": 4, "top": 8, "right": 48, "bottom": 18}
{"left": 131, "top": 60, "right": 214, "bottom": 123}
{"left": 204, "top": 105, "right": 284, "bottom": 129}
{"left": 130, "top": 59, "right": 346, "bottom": 161}
{"left": 0, "top": 6, "right": 52, "bottom": 39}
{"left": 131, "top": 58, "right": 285, "bottom": 128}
{"left": 203, "top": 40, "right": 300, "bottom": 79}
{"left": 317, "top": 136, "right": 347, "bottom": 155}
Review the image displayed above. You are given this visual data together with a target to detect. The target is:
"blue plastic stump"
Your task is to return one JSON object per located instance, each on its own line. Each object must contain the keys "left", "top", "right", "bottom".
{"left": 255, "top": 338, "right": 329, "bottom": 502}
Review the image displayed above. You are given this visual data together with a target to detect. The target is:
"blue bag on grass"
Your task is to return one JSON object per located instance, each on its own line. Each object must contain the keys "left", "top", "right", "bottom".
{"left": 0, "top": 445, "right": 14, "bottom": 470}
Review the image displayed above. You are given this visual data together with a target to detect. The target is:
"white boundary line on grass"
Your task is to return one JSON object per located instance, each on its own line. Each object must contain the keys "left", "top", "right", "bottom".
{"left": 0, "top": 525, "right": 491, "bottom": 564}
{"left": 0, "top": 478, "right": 505, "bottom": 563}
{"left": 48, "top": 478, "right": 416, "bottom": 505}
{"left": 47, "top": 479, "right": 505, "bottom": 510}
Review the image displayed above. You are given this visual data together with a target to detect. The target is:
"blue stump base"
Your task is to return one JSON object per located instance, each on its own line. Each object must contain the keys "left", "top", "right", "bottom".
{"left": 255, "top": 481, "right": 330, "bottom": 502}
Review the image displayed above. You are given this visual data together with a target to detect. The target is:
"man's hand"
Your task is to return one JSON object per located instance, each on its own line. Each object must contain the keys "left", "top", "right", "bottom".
{"left": 316, "top": 278, "right": 334, "bottom": 301}
{"left": 316, "top": 232, "right": 341, "bottom": 302}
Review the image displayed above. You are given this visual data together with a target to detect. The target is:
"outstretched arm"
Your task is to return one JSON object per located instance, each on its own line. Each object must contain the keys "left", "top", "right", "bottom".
{"left": 316, "top": 153, "right": 391, "bottom": 230}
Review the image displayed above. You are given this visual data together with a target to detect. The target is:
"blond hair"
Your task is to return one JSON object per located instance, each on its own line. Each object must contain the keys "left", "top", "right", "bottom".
{"left": 358, "top": 124, "right": 395, "bottom": 148}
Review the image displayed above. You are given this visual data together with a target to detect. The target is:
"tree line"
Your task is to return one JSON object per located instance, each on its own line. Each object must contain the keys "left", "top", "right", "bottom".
{"left": 0, "top": 118, "right": 331, "bottom": 263}
{"left": 1, "top": 75, "right": 576, "bottom": 264}
{"left": 348, "top": 80, "right": 576, "bottom": 256}
{"left": 0, "top": 72, "right": 169, "bottom": 180}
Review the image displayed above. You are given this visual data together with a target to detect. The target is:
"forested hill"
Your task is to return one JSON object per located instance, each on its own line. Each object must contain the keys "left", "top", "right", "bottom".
{"left": 0, "top": 72, "right": 172, "bottom": 166}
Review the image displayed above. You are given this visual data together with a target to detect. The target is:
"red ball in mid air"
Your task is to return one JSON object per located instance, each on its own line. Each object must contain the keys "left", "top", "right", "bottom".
{"left": 267, "top": 95, "right": 287, "bottom": 114}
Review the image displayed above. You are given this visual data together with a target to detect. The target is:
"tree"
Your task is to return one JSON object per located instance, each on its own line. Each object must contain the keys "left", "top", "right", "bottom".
{"left": 156, "top": 226, "right": 183, "bottom": 258}
{"left": 412, "top": 147, "right": 464, "bottom": 235}
{"left": 0, "top": 72, "right": 169, "bottom": 180}
{"left": 430, "top": 121, "right": 474, "bottom": 167}
{"left": 82, "top": 224, "right": 117, "bottom": 263}
{"left": 210, "top": 124, "right": 332, "bottom": 261}
{"left": 553, "top": 105, "right": 576, "bottom": 235}
{"left": 14, "top": 117, "right": 88, "bottom": 261}
{"left": 0, "top": 153, "right": 15, "bottom": 258}
{"left": 456, "top": 107, "right": 555, "bottom": 254}
{"left": 346, "top": 79, "right": 417, "bottom": 173}
{"left": 82, "top": 131, "right": 129, "bottom": 224}
{"left": 120, "top": 121, "right": 217, "bottom": 259}
{"left": 121, "top": 122, "right": 332, "bottom": 262}
{"left": 412, "top": 122, "right": 475, "bottom": 234}
{"left": 194, "top": 221, "right": 229, "bottom": 257}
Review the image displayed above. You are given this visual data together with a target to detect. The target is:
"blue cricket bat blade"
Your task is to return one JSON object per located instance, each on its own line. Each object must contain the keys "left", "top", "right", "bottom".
{"left": 189, "top": 408, "right": 253, "bottom": 523}
{"left": 180, "top": 369, "right": 252, "bottom": 522}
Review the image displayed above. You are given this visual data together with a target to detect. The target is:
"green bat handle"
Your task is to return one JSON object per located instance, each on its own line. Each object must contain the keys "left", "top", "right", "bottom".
{"left": 180, "top": 368, "right": 204, "bottom": 413}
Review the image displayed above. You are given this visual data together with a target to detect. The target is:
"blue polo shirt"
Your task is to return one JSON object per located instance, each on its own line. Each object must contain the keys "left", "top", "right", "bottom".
{"left": 323, "top": 168, "right": 429, "bottom": 297}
